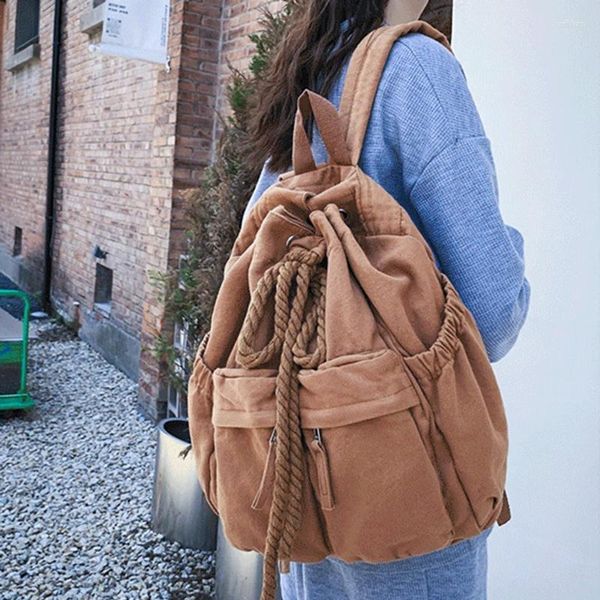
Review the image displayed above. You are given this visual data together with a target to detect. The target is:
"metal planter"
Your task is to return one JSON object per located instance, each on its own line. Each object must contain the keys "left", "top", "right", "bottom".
{"left": 151, "top": 417, "right": 218, "bottom": 551}
{"left": 216, "top": 520, "right": 282, "bottom": 600}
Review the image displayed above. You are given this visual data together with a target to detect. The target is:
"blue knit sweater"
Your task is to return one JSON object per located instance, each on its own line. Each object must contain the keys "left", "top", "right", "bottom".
{"left": 242, "top": 31, "right": 530, "bottom": 363}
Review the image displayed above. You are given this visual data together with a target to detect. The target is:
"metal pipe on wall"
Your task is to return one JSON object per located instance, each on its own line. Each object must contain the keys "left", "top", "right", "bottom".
{"left": 42, "top": 0, "right": 64, "bottom": 312}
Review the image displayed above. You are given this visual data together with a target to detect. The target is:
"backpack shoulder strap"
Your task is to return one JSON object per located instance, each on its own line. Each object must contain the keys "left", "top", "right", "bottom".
{"left": 339, "top": 20, "right": 453, "bottom": 165}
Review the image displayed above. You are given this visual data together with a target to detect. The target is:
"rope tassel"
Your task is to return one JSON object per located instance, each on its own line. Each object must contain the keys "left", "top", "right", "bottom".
{"left": 236, "top": 241, "right": 327, "bottom": 600}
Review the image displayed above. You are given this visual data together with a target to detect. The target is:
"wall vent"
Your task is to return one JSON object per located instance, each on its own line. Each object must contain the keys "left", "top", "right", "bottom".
{"left": 13, "top": 227, "right": 23, "bottom": 257}
{"left": 94, "top": 263, "right": 113, "bottom": 313}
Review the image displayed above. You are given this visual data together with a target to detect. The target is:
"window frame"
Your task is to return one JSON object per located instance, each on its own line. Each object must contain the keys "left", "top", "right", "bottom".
{"left": 14, "top": 0, "right": 40, "bottom": 54}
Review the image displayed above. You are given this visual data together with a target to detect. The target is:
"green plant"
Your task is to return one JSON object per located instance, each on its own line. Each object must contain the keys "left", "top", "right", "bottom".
{"left": 148, "top": 3, "right": 296, "bottom": 403}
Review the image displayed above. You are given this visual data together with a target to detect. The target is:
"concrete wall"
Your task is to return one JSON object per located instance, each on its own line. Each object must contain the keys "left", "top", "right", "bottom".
{"left": 453, "top": 2, "right": 600, "bottom": 598}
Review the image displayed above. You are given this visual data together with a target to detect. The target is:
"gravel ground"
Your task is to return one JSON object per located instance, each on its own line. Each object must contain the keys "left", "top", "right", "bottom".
{"left": 0, "top": 318, "right": 215, "bottom": 600}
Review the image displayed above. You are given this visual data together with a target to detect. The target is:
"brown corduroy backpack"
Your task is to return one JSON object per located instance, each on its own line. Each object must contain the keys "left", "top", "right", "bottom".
{"left": 188, "top": 20, "right": 511, "bottom": 600}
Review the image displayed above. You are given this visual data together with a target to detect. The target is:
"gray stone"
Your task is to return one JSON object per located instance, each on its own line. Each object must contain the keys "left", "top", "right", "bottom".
{"left": 0, "top": 319, "right": 215, "bottom": 599}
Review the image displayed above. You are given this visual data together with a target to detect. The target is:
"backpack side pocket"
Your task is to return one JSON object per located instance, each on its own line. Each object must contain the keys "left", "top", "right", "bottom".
{"left": 188, "top": 334, "right": 219, "bottom": 515}
{"left": 402, "top": 275, "right": 508, "bottom": 531}
{"left": 210, "top": 366, "right": 330, "bottom": 561}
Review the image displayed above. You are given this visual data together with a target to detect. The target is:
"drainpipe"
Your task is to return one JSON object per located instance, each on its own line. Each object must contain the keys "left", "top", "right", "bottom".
{"left": 42, "top": 0, "right": 64, "bottom": 313}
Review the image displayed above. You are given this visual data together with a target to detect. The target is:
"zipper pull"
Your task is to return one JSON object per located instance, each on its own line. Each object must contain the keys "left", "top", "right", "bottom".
{"left": 251, "top": 428, "right": 277, "bottom": 511}
{"left": 310, "top": 428, "right": 335, "bottom": 511}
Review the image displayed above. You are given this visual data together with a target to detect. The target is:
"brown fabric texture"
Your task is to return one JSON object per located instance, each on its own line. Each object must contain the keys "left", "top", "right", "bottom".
{"left": 188, "top": 20, "right": 511, "bottom": 600}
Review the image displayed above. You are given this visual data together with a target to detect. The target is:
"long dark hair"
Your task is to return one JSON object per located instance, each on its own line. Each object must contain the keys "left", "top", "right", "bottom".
{"left": 247, "top": 0, "right": 391, "bottom": 173}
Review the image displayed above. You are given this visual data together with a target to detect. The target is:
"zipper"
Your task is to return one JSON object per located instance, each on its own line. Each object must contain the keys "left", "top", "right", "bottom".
{"left": 310, "top": 428, "right": 335, "bottom": 511}
{"left": 251, "top": 428, "right": 277, "bottom": 511}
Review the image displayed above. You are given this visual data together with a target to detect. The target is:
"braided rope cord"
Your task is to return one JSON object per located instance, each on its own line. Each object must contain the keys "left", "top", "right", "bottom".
{"left": 236, "top": 241, "right": 327, "bottom": 600}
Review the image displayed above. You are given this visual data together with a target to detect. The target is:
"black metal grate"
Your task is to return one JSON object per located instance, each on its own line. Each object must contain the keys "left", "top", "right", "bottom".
{"left": 14, "top": 0, "right": 40, "bottom": 53}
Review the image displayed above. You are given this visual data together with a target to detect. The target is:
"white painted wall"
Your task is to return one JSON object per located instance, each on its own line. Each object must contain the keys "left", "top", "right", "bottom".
{"left": 452, "top": 2, "right": 600, "bottom": 598}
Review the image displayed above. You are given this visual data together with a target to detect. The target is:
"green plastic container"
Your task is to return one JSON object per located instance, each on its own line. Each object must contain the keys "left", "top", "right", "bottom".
{"left": 0, "top": 289, "right": 34, "bottom": 410}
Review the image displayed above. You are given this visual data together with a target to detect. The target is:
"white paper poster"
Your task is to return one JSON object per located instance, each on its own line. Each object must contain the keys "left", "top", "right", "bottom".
{"left": 95, "top": 0, "right": 170, "bottom": 64}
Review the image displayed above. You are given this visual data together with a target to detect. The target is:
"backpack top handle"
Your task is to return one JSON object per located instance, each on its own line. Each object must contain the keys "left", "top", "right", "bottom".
{"left": 288, "top": 20, "right": 451, "bottom": 177}
{"left": 339, "top": 20, "right": 453, "bottom": 166}
{"left": 292, "top": 89, "right": 352, "bottom": 175}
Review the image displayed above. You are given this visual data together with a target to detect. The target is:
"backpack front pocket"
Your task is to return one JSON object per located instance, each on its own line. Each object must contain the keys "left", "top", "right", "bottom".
{"left": 209, "top": 347, "right": 456, "bottom": 563}
{"left": 211, "top": 367, "right": 331, "bottom": 561}
{"left": 298, "top": 348, "right": 455, "bottom": 561}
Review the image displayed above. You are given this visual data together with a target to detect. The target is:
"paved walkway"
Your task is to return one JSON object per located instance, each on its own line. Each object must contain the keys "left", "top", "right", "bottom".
{"left": 0, "top": 306, "right": 37, "bottom": 342}
{"left": 0, "top": 272, "right": 43, "bottom": 320}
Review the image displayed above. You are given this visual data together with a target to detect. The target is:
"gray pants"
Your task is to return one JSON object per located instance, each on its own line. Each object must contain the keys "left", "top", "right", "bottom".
{"left": 280, "top": 525, "right": 494, "bottom": 600}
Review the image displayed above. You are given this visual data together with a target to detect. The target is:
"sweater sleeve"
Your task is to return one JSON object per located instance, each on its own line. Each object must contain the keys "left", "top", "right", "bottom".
{"left": 384, "top": 35, "right": 531, "bottom": 362}
{"left": 410, "top": 136, "right": 531, "bottom": 362}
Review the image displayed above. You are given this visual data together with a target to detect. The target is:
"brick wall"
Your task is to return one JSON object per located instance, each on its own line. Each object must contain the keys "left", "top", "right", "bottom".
{"left": 139, "top": 0, "right": 225, "bottom": 420}
{"left": 0, "top": 0, "right": 227, "bottom": 420}
{"left": 215, "top": 0, "right": 281, "bottom": 129}
{"left": 0, "top": 0, "right": 55, "bottom": 291}
{"left": 52, "top": 0, "right": 171, "bottom": 339}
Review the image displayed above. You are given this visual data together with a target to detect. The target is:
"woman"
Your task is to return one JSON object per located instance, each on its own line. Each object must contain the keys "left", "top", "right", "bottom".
{"left": 241, "top": 1, "right": 531, "bottom": 599}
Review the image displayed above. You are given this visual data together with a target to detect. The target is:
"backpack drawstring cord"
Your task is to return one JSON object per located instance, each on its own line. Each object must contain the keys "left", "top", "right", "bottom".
{"left": 237, "top": 240, "right": 327, "bottom": 600}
